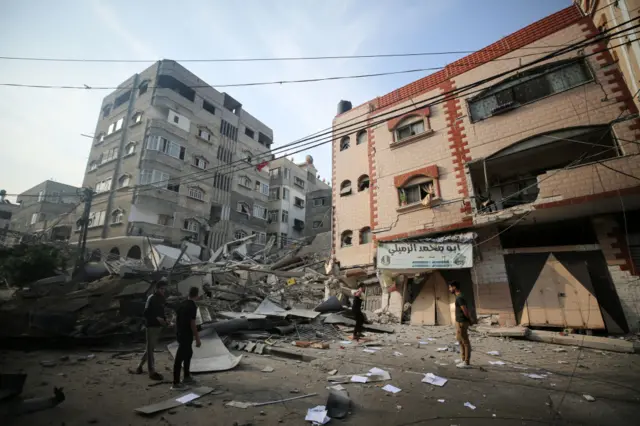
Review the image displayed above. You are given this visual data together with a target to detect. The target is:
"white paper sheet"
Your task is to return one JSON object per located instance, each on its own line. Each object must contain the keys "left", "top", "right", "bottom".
{"left": 419, "top": 341, "right": 429, "bottom": 345}
{"left": 363, "top": 349, "right": 377, "bottom": 353}
{"left": 422, "top": 373, "right": 448, "bottom": 387}
{"left": 366, "top": 367, "right": 391, "bottom": 381}
{"left": 437, "top": 347, "right": 448, "bottom": 352}
{"left": 427, "top": 338, "right": 436, "bottom": 341}
{"left": 437, "top": 399, "right": 445, "bottom": 403}
{"left": 351, "top": 375, "right": 368, "bottom": 383}
{"left": 368, "top": 367, "right": 386, "bottom": 375}
{"left": 464, "top": 402, "right": 476, "bottom": 410}
{"left": 327, "top": 384, "right": 345, "bottom": 391}
{"left": 488, "top": 361, "right": 506, "bottom": 366}
{"left": 487, "top": 351, "right": 501, "bottom": 356}
{"left": 382, "top": 384, "right": 401, "bottom": 394}
{"left": 305, "top": 405, "right": 330, "bottom": 424}
{"left": 176, "top": 393, "right": 200, "bottom": 404}
{"left": 393, "top": 351, "right": 403, "bottom": 357}
{"left": 340, "top": 341, "right": 351, "bottom": 345}
{"left": 523, "top": 373, "right": 546, "bottom": 379}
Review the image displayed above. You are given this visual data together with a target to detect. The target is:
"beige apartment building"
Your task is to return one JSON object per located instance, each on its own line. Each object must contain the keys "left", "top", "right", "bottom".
{"left": 332, "top": 6, "right": 640, "bottom": 332}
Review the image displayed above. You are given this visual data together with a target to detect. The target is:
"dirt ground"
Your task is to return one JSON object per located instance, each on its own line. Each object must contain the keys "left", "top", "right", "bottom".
{"left": 2, "top": 325, "right": 640, "bottom": 426}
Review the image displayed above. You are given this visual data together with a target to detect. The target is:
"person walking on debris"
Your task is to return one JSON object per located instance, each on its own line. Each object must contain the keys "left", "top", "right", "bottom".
{"left": 133, "top": 278, "right": 168, "bottom": 380}
{"left": 449, "top": 280, "right": 472, "bottom": 368}
{"left": 171, "top": 286, "right": 202, "bottom": 390}
{"left": 352, "top": 283, "right": 365, "bottom": 341}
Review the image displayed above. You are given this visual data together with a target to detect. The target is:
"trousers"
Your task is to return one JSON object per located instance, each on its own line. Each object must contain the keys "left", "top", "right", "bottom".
{"left": 353, "top": 310, "right": 365, "bottom": 336}
{"left": 173, "top": 339, "right": 194, "bottom": 384}
{"left": 137, "top": 326, "right": 162, "bottom": 373}
{"left": 455, "top": 321, "right": 471, "bottom": 364}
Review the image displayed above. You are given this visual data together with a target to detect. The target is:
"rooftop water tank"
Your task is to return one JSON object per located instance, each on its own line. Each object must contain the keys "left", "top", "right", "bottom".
{"left": 337, "top": 100, "right": 352, "bottom": 115}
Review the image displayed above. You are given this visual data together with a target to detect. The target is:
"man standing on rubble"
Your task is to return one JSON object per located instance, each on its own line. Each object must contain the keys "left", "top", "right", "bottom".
{"left": 449, "top": 280, "right": 472, "bottom": 368}
{"left": 352, "top": 283, "right": 365, "bottom": 341}
{"left": 134, "top": 278, "right": 168, "bottom": 380}
{"left": 172, "top": 286, "right": 201, "bottom": 390}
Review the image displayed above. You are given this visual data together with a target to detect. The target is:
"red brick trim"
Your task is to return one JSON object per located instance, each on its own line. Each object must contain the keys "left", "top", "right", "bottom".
{"left": 368, "top": 112, "right": 379, "bottom": 242}
{"left": 535, "top": 185, "right": 640, "bottom": 210}
{"left": 377, "top": 218, "right": 474, "bottom": 242}
{"left": 387, "top": 106, "right": 430, "bottom": 131}
{"left": 393, "top": 165, "right": 439, "bottom": 188}
{"left": 337, "top": 6, "right": 582, "bottom": 116}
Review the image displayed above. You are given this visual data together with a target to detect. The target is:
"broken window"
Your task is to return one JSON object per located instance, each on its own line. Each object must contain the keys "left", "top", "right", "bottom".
{"left": 360, "top": 227, "right": 372, "bottom": 244}
{"left": 131, "top": 112, "right": 143, "bottom": 124}
{"left": 167, "top": 182, "right": 180, "bottom": 193}
{"left": 95, "top": 133, "right": 105, "bottom": 144}
{"left": 253, "top": 204, "right": 267, "bottom": 220}
{"left": 118, "top": 174, "right": 131, "bottom": 188}
{"left": 111, "top": 209, "right": 124, "bottom": 224}
{"left": 281, "top": 209, "right": 288, "bottom": 223}
{"left": 340, "top": 180, "right": 352, "bottom": 196}
{"left": 396, "top": 119, "right": 425, "bottom": 141}
{"left": 283, "top": 188, "right": 289, "bottom": 200}
{"left": 237, "top": 202, "right": 250, "bottom": 215}
{"left": 183, "top": 220, "right": 199, "bottom": 232}
{"left": 245, "top": 127, "right": 255, "bottom": 139}
{"left": 203, "top": 100, "right": 216, "bottom": 115}
{"left": 234, "top": 229, "right": 247, "bottom": 240}
{"left": 341, "top": 230, "right": 353, "bottom": 247}
{"left": 258, "top": 132, "right": 272, "bottom": 148}
{"left": 398, "top": 176, "right": 436, "bottom": 206}
{"left": 294, "top": 197, "right": 304, "bottom": 208}
{"left": 125, "top": 142, "right": 136, "bottom": 155}
{"left": 356, "top": 130, "right": 367, "bottom": 145}
{"left": 268, "top": 210, "right": 279, "bottom": 223}
{"left": 313, "top": 197, "right": 325, "bottom": 206}
{"left": 293, "top": 219, "right": 305, "bottom": 230}
{"left": 358, "top": 175, "right": 370, "bottom": 192}
{"left": 102, "top": 105, "right": 111, "bottom": 118}
{"left": 158, "top": 214, "right": 173, "bottom": 226}
{"left": 469, "top": 59, "right": 592, "bottom": 122}
{"left": 313, "top": 220, "right": 322, "bottom": 229}
{"left": 157, "top": 75, "right": 195, "bottom": 102}
{"left": 138, "top": 80, "right": 149, "bottom": 96}
{"left": 294, "top": 176, "right": 305, "bottom": 189}
{"left": 113, "top": 90, "right": 132, "bottom": 109}
{"left": 469, "top": 125, "right": 618, "bottom": 212}
{"left": 340, "top": 136, "right": 350, "bottom": 151}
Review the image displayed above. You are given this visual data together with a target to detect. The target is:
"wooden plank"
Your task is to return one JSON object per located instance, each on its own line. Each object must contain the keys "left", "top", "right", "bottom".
{"left": 527, "top": 330, "right": 635, "bottom": 353}
{"left": 433, "top": 272, "right": 452, "bottom": 326}
{"left": 410, "top": 274, "right": 436, "bottom": 325}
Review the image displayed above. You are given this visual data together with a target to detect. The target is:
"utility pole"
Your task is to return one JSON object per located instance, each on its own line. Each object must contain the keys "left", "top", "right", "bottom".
{"left": 74, "top": 187, "right": 94, "bottom": 278}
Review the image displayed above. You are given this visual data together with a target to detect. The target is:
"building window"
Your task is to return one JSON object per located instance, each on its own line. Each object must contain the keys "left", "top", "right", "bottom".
{"left": 220, "top": 119, "right": 238, "bottom": 141}
{"left": 259, "top": 182, "right": 269, "bottom": 195}
{"left": 138, "top": 80, "right": 149, "bottom": 95}
{"left": 96, "top": 178, "right": 112, "bottom": 193}
{"left": 118, "top": 174, "right": 131, "bottom": 188}
{"left": 358, "top": 175, "right": 370, "bottom": 192}
{"left": 203, "top": 100, "right": 216, "bottom": 115}
{"left": 253, "top": 204, "right": 267, "bottom": 220}
{"left": 140, "top": 169, "right": 170, "bottom": 188}
{"left": 313, "top": 220, "right": 322, "bottom": 229}
{"left": 239, "top": 176, "right": 252, "bottom": 189}
{"left": 146, "top": 136, "right": 186, "bottom": 160}
{"left": 234, "top": 229, "right": 247, "bottom": 240}
{"left": 398, "top": 177, "right": 436, "bottom": 206}
{"left": 89, "top": 161, "right": 98, "bottom": 171}
{"left": 30, "top": 213, "right": 38, "bottom": 224}
{"left": 125, "top": 142, "right": 136, "bottom": 155}
{"left": 294, "top": 176, "right": 305, "bottom": 189}
{"left": 245, "top": 127, "right": 255, "bottom": 139}
{"left": 269, "top": 187, "right": 280, "bottom": 200}
{"left": 88, "top": 210, "right": 106, "bottom": 227}
{"left": 237, "top": 202, "right": 250, "bottom": 215}
{"left": 360, "top": 227, "right": 372, "bottom": 244}
{"left": 281, "top": 209, "right": 288, "bottom": 223}
{"left": 280, "top": 233, "right": 288, "bottom": 248}
{"left": 469, "top": 59, "right": 593, "bottom": 122}
{"left": 131, "top": 112, "right": 143, "bottom": 125}
{"left": 188, "top": 187, "right": 205, "bottom": 201}
{"left": 102, "top": 105, "right": 111, "bottom": 118}
{"left": 258, "top": 132, "right": 272, "bottom": 148}
{"left": 111, "top": 209, "right": 124, "bottom": 224}
{"left": 114, "top": 117, "right": 124, "bottom": 132}
{"left": 113, "top": 90, "right": 131, "bottom": 109}
{"left": 340, "top": 180, "right": 352, "bottom": 196}
{"left": 158, "top": 214, "right": 173, "bottom": 226}
{"left": 95, "top": 133, "right": 105, "bottom": 144}
{"left": 293, "top": 219, "right": 305, "bottom": 231}
{"left": 294, "top": 197, "right": 304, "bottom": 208}
{"left": 107, "top": 123, "right": 115, "bottom": 135}
{"left": 395, "top": 118, "right": 425, "bottom": 142}
{"left": 313, "top": 197, "right": 325, "bottom": 206}
{"left": 340, "top": 136, "right": 350, "bottom": 151}
{"left": 158, "top": 75, "right": 195, "bottom": 102}
{"left": 183, "top": 219, "right": 199, "bottom": 233}
{"left": 268, "top": 210, "right": 279, "bottom": 222}
{"left": 198, "top": 128, "right": 211, "bottom": 141}
{"left": 101, "top": 147, "right": 119, "bottom": 164}
{"left": 213, "top": 172, "right": 231, "bottom": 192}
{"left": 356, "top": 130, "right": 367, "bottom": 145}
{"left": 283, "top": 188, "right": 289, "bottom": 200}
{"left": 193, "top": 156, "right": 208, "bottom": 170}
{"left": 252, "top": 231, "right": 267, "bottom": 244}
{"left": 284, "top": 168, "right": 290, "bottom": 180}
{"left": 217, "top": 146, "right": 233, "bottom": 163}
{"left": 269, "top": 168, "right": 280, "bottom": 178}
{"left": 341, "top": 230, "right": 353, "bottom": 247}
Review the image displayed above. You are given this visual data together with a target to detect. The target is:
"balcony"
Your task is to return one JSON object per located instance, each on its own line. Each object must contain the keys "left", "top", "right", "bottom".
{"left": 469, "top": 126, "right": 638, "bottom": 224}
{"left": 153, "top": 87, "right": 195, "bottom": 115}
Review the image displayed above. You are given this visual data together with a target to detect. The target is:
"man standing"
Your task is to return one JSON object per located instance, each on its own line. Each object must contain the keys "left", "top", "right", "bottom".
{"left": 171, "top": 286, "right": 201, "bottom": 390}
{"left": 352, "top": 283, "right": 365, "bottom": 341}
{"left": 449, "top": 280, "right": 472, "bottom": 368}
{"left": 134, "top": 279, "right": 167, "bottom": 380}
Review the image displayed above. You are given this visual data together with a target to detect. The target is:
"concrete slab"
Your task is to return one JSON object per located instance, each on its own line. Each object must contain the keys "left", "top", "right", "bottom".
{"left": 527, "top": 330, "right": 635, "bottom": 353}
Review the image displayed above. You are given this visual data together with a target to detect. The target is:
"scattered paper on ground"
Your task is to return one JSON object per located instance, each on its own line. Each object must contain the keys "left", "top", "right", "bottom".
{"left": 583, "top": 394, "right": 595, "bottom": 402}
{"left": 328, "top": 369, "right": 338, "bottom": 375}
{"left": 340, "top": 341, "right": 351, "bottom": 345}
{"left": 305, "top": 405, "right": 330, "bottom": 424}
{"left": 437, "top": 399, "right": 445, "bottom": 403}
{"left": 437, "top": 348, "right": 448, "bottom": 352}
{"left": 225, "top": 401, "right": 253, "bottom": 409}
{"left": 393, "top": 351, "right": 403, "bottom": 357}
{"left": 464, "top": 402, "right": 476, "bottom": 410}
{"left": 351, "top": 375, "right": 368, "bottom": 383}
{"left": 513, "top": 365, "right": 528, "bottom": 370}
{"left": 487, "top": 351, "right": 500, "bottom": 356}
{"left": 422, "top": 373, "right": 448, "bottom": 387}
{"left": 523, "top": 373, "right": 547, "bottom": 379}
{"left": 489, "top": 361, "right": 506, "bottom": 366}
{"left": 427, "top": 338, "right": 436, "bottom": 341}
{"left": 419, "top": 341, "right": 429, "bottom": 345}
{"left": 382, "top": 384, "right": 401, "bottom": 394}
{"left": 175, "top": 393, "right": 199, "bottom": 404}
{"left": 327, "top": 384, "right": 345, "bottom": 391}
{"left": 261, "top": 366, "right": 274, "bottom": 372}
{"left": 363, "top": 349, "right": 377, "bottom": 353}
{"left": 367, "top": 367, "right": 391, "bottom": 381}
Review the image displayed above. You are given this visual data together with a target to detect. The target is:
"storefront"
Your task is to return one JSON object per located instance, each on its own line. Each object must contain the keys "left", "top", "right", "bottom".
{"left": 375, "top": 233, "right": 476, "bottom": 325}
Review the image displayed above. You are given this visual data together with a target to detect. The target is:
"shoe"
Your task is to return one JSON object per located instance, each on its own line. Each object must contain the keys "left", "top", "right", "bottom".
{"left": 183, "top": 376, "right": 197, "bottom": 385}
{"left": 149, "top": 372, "right": 164, "bottom": 381}
{"left": 456, "top": 362, "right": 471, "bottom": 369}
{"left": 171, "top": 382, "right": 189, "bottom": 391}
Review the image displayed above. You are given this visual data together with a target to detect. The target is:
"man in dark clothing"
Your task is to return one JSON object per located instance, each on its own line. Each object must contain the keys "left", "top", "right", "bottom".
{"left": 171, "top": 286, "right": 201, "bottom": 390}
{"left": 135, "top": 279, "right": 168, "bottom": 380}
{"left": 352, "top": 284, "right": 365, "bottom": 341}
{"left": 449, "top": 280, "right": 472, "bottom": 368}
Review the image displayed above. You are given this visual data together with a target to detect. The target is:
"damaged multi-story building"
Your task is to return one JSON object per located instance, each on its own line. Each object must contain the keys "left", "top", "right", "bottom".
{"left": 80, "top": 60, "right": 273, "bottom": 259}
{"left": 332, "top": 5, "right": 640, "bottom": 333}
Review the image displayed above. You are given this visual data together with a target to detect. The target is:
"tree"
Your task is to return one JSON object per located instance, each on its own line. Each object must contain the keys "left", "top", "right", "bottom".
{"left": 0, "top": 243, "right": 69, "bottom": 286}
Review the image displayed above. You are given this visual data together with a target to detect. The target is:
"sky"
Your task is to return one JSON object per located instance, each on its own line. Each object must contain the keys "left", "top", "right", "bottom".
{"left": 0, "top": 0, "right": 571, "bottom": 199}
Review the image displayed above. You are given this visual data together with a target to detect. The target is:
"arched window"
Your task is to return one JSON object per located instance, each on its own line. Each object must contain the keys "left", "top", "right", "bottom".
{"left": 398, "top": 176, "right": 436, "bottom": 206}
{"left": 127, "top": 245, "right": 141, "bottom": 259}
{"left": 109, "top": 247, "right": 120, "bottom": 256}
{"left": 125, "top": 142, "right": 136, "bottom": 155}
{"left": 131, "top": 111, "right": 143, "bottom": 125}
{"left": 95, "top": 133, "right": 105, "bottom": 144}
{"left": 360, "top": 227, "right": 372, "bottom": 244}
{"left": 356, "top": 131, "right": 367, "bottom": 145}
{"left": 111, "top": 209, "right": 124, "bottom": 224}
{"left": 340, "top": 136, "right": 350, "bottom": 151}
{"left": 118, "top": 174, "right": 131, "bottom": 188}
{"left": 357, "top": 175, "right": 370, "bottom": 192}
{"left": 341, "top": 230, "right": 353, "bottom": 247}
{"left": 340, "top": 180, "right": 352, "bottom": 196}
{"left": 234, "top": 229, "right": 247, "bottom": 240}
{"left": 395, "top": 116, "right": 426, "bottom": 142}
{"left": 188, "top": 186, "right": 205, "bottom": 201}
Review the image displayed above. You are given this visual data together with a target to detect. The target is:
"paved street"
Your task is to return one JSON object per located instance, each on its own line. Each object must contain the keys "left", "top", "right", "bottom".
{"left": 2, "top": 326, "right": 639, "bottom": 426}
